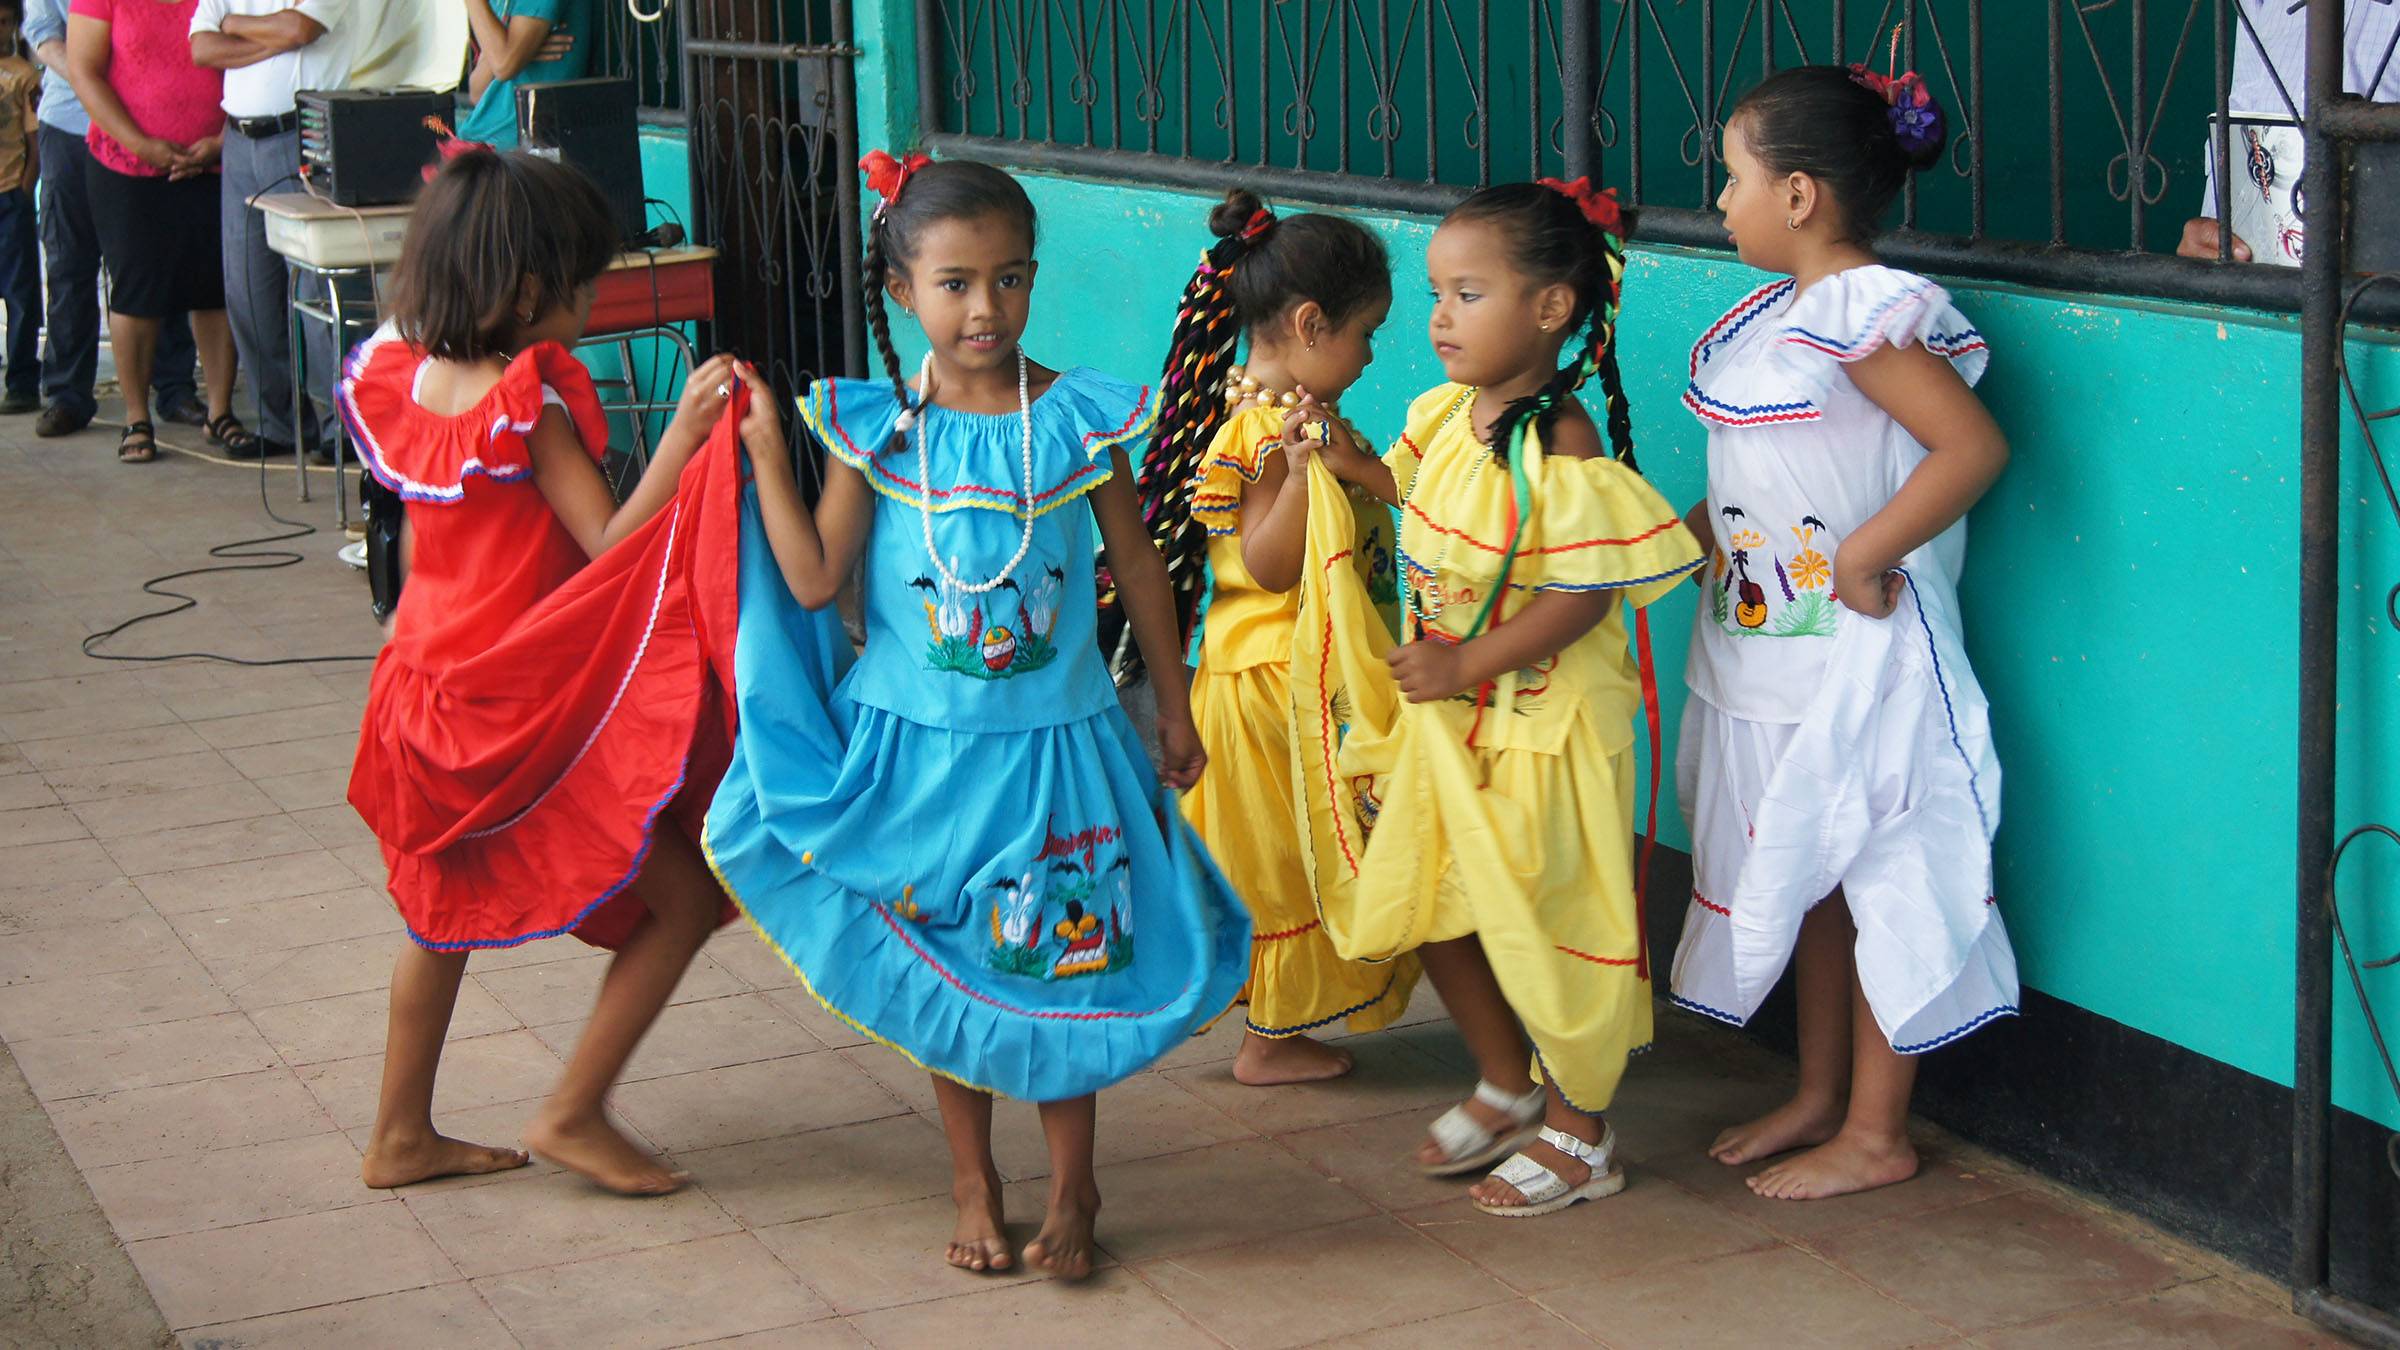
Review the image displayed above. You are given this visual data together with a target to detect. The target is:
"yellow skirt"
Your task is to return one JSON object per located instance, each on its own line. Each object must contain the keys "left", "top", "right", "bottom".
{"left": 1184, "top": 659, "right": 1420, "bottom": 1038}
{"left": 1331, "top": 694, "right": 1653, "bottom": 1112}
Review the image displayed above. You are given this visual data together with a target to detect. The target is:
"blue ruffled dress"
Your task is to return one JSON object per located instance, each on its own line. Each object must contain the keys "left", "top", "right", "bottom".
{"left": 704, "top": 367, "right": 1252, "bottom": 1102}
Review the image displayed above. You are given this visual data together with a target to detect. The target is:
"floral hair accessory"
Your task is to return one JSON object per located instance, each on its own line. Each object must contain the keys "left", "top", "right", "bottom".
{"left": 1848, "top": 65, "right": 1945, "bottom": 158}
{"left": 860, "top": 149, "right": 934, "bottom": 217}
{"left": 419, "top": 117, "right": 492, "bottom": 183}
{"left": 1535, "top": 176, "right": 1626, "bottom": 237}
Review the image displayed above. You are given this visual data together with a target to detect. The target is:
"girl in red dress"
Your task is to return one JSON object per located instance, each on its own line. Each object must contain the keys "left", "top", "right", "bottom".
{"left": 340, "top": 149, "right": 744, "bottom": 1196}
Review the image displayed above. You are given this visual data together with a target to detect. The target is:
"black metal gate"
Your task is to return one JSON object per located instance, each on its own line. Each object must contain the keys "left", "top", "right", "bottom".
{"left": 680, "top": 0, "right": 865, "bottom": 404}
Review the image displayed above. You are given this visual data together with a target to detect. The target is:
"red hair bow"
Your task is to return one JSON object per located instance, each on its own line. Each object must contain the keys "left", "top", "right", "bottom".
{"left": 1536, "top": 177, "right": 1625, "bottom": 237}
{"left": 860, "top": 149, "right": 933, "bottom": 213}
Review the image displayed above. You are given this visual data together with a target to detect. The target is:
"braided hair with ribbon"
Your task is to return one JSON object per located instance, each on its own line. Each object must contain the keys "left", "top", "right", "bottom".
{"left": 1102, "top": 189, "right": 1390, "bottom": 682}
{"left": 1728, "top": 58, "right": 1950, "bottom": 243}
{"left": 854, "top": 151, "right": 1039, "bottom": 445}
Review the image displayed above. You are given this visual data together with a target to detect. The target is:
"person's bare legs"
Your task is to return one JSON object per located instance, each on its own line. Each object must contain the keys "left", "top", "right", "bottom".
{"left": 189, "top": 308, "right": 236, "bottom": 423}
{"left": 106, "top": 310, "right": 157, "bottom": 429}
{"left": 1413, "top": 936, "right": 1538, "bottom": 1168}
{"left": 1023, "top": 1095, "right": 1099, "bottom": 1280}
{"left": 932, "top": 1077, "right": 1011, "bottom": 1273}
{"left": 1711, "top": 894, "right": 1855, "bottom": 1164}
{"left": 1233, "top": 1029, "right": 1354, "bottom": 1086}
{"left": 1749, "top": 959, "right": 1922, "bottom": 1200}
{"left": 360, "top": 944, "right": 530, "bottom": 1188}
{"left": 522, "top": 827, "right": 718, "bottom": 1195}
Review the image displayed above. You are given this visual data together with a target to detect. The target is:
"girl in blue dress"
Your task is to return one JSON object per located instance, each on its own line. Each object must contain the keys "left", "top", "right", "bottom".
{"left": 706, "top": 153, "right": 1250, "bottom": 1281}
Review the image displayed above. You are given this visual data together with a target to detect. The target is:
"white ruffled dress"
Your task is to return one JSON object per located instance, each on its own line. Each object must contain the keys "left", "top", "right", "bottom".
{"left": 1670, "top": 265, "right": 2020, "bottom": 1054}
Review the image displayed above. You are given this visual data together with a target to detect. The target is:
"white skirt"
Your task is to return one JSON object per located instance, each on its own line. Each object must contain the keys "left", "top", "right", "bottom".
{"left": 1668, "top": 574, "right": 2019, "bottom": 1053}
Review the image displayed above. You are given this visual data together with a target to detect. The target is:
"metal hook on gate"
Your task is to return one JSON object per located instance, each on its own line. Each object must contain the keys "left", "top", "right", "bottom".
{"left": 2327, "top": 824, "right": 2400, "bottom": 1179}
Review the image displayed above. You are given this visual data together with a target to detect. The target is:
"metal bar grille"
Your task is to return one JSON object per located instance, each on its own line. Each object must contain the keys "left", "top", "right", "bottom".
{"left": 915, "top": 0, "right": 2346, "bottom": 312}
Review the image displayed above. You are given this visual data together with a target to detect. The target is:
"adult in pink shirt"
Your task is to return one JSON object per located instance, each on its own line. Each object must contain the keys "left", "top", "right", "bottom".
{"left": 65, "top": 0, "right": 239, "bottom": 463}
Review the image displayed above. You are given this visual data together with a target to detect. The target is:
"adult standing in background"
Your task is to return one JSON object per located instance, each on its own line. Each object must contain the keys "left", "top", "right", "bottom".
{"left": 192, "top": 0, "right": 356, "bottom": 463}
{"left": 65, "top": 0, "right": 241, "bottom": 463}
{"left": 2177, "top": 0, "right": 2400, "bottom": 262}
{"left": 0, "top": 0, "right": 45, "bottom": 416}
{"left": 24, "top": 0, "right": 203, "bottom": 440}
{"left": 454, "top": 0, "right": 588, "bottom": 150}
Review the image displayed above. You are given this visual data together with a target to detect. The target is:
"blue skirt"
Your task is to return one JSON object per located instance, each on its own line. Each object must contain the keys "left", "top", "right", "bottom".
{"left": 703, "top": 489, "right": 1250, "bottom": 1102}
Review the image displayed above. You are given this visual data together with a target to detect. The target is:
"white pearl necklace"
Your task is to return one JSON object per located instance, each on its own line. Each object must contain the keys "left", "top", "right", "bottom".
{"left": 911, "top": 347, "right": 1036, "bottom": 596}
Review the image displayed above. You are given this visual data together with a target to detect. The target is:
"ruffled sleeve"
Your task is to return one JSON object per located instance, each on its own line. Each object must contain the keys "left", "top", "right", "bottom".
{"left": 517, "top": 342, "right": 611, "bottom": 463}
{"left": 1037, "top": 366, "right": 1160, "bottom": 467}
{"left": 336, "top": 328, "right": 607, "bottom": 504}
{"left": 1190, "top": 404, "right": 1282, "bottom": 538}
{"left": 1386, "top": 383, "right": 1472, "bottom": 486}
{"left": 1766, "top": 265, "right": 1990, "bottom": 398}
{"left": 794, "top": 376, "right": 905, "bottom": 476}
{"left": 1521, "top": 451, "right": 1704, "bottom": 611}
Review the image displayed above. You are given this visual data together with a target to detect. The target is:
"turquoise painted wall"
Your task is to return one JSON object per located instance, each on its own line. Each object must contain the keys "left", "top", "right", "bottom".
{"left": 637, "top": 2, "right": 2400, "bottom": 1132}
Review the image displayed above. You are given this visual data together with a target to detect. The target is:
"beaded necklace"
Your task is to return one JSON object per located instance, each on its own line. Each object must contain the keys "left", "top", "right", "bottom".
{"left": 910, "top": 348, "right": 1036, "bottom": 596}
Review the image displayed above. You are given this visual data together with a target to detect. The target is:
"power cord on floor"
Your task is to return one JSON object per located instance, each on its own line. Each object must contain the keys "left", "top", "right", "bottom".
{"left": 80, "top": 418, "right": 378, "bottom": 666}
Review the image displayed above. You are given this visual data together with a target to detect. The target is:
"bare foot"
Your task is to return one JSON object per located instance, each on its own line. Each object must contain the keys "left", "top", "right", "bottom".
{"left": 1415, "top": 1088, "right": 1531, "bottom": 1170}
{"left": 1747, "top": 1129, "right": 1918, "bottom": 1201}
{"left": 1022, "top": 1183, "right": 1100, "bottom": 1281}
{"left": 1233, "top": 1032, "right": 1355, "bottom": 1086}
{"left": 360, "top": 1131, "right": 528, "bottom": 1189}
{"left": 1709, "top": 1096, "right": 1844, "bottom": 1165}
{"left": 946, "top": 1171, "right": 1013, "bottom": 1273}
{"left": 523, "top": 1111, "right": 686, "bottom": 1196}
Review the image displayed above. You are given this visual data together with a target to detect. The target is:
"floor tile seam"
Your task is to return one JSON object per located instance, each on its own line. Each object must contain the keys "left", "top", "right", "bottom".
{"left": 126, "top": 1202, "right": 467, "bottom": 1333}
{"left": 1095, "top": 1206, "right": 1387, "bottom": 1274}
{"left": 397, "top": 1187, "right": 745, "bottom": 1283}
{"left": 1946, "top": 1268, "right": 2227, "bottom": 1338}
{"left": 1095, "top": 1252, "right": 1244, "bottom": 1349}
{"left": 84, "top": 1161, "right": 386, "bottom": 1243}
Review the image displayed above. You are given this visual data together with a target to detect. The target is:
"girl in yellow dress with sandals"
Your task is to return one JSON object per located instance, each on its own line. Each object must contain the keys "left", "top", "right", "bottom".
{"left": 1282, "top": 179, "right": 1702, "bottom": 1214}
{"left": 1127, "top": 189, "right": 1421, "bottom": 1084}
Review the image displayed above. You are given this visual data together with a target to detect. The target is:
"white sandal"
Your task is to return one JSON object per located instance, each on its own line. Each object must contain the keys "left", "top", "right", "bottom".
{"left": 1420, "top": 1079, "right": 1546, "bottom": 1178}
{"left": 1472, "top": 1125, "right": 1626, "bottom": 1218}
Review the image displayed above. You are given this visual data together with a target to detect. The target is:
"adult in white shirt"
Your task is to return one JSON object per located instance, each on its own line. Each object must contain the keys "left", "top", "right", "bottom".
{"left": 190, "top": 0, "right": 355, "bottom": 461}
{"left": 2178, "top": 0, "right": 2400, "bottom": 261}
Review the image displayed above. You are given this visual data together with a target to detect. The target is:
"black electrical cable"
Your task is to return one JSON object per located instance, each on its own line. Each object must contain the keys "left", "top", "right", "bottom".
{"left": 80, "top": 426, "right": 377, "bottom": 667}
{"left": 83, "top": 155, "right": 381, "bottom": 667}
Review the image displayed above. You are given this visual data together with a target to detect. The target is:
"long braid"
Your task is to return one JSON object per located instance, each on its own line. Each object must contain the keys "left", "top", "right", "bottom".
{"left": 1103, "top": 210, "right": 1268, "bottom": 682}
{"left": 1594, "top": 242, "right": 1637, "bottom": 472}
{"left": 1486, "top": 220, "right": 1627, "bottom": 470}
{"left": 860, "top": 220, "right": 910, "bottom": 449}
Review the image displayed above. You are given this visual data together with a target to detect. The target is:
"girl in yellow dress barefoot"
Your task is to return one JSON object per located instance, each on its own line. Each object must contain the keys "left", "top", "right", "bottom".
{"left": 1128, "top": 189, "right": 1421, "bottom": 1085}
{"left": 1284, "top": 180, "right": 1702, "bottom": 1215}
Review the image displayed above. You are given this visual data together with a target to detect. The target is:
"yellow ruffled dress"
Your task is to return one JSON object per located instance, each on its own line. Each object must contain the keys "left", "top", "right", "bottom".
{"left": 1183, "top": 403, "right": 1423, "bottom": 1038}
{"left": 1292, "top": 384, "right": 1702, "bottom": 1110}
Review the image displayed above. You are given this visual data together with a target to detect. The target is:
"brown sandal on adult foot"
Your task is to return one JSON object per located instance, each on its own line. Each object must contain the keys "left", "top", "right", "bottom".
{"left": 207, "top": 412, "right": 267, "bottom": 460}
{"left": 117, "top": 421, "right": 156, "bottom": 463}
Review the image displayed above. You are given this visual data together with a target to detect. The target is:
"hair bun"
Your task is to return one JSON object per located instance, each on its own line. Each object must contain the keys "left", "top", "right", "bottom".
{"left": 1208, "top": 188, "right": 1268, "bottom": 240}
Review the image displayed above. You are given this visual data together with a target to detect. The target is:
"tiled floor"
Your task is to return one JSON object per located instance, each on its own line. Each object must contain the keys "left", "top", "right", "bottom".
{"left": 0, "top": 424, "right": 2347, "bottom": 1347}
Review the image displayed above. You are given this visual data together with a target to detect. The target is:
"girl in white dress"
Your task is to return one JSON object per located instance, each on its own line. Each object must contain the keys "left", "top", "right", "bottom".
{"left": 1671, "top": 63, "right": 2018, "bottom": 1201}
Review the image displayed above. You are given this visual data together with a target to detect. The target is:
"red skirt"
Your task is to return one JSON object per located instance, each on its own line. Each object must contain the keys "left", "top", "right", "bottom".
{"left": 349, "top": 416, "right": 746, "bottom": 951}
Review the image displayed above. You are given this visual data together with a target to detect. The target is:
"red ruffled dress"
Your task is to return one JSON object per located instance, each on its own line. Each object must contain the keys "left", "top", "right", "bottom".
{"left": 339, "top": 327, "right": 741, "bottom": 950}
